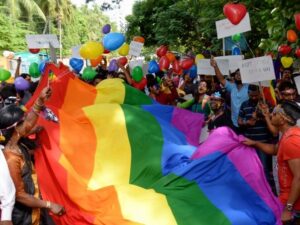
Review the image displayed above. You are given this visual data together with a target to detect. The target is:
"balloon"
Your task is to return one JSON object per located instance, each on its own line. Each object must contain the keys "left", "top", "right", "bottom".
{"left": 281, "top": 57, "right": 294, "bottom": 68}
{"left": 39, "top": 61, "right": 47, "bottom": 73}
{"left": 156, "top": 45, "right": 168, "bottom": 58}
{"left": 103, "top": 32, "right": 125, "bottom": 51}
{"left": 295, "top": 13, "right": 300, "bottom": 31}
{"left": 132, "top": 66, "right": 143, "bottom": 82}
{"left": 287, "top": 30, "right": 298, "bottom": 43}
{"left": 232, "top": 33, "right": 241, "bottom": 42}
{"left": 70, "top": 58, "right": 84, "bottom": 72}
{"left": 29, "top": 62, "right": 41, "bottom": 78}
{"left": 133, "top": 36, "right": 145, "bottom": 43}
{"left": 278, "top": 45, "right": 292, "bottom": 55}
{"left": 159, "top": 56, "right": 170, "bottom": 71}
{"left": 108, "top": 59, "right": 119, "bottom": 72}
{"left": 223, "top": 3, "right": 247, "bottom": 25}
{"left": 0, "top": 68, "right": 11, "bottom": 81}
{"left": 166, "top": 52, "right": 176, "bottom": 62}
{"left": 14, "top": 77, "right": 30, "bottom": 91}
{"left": 189, "top": 65, "right": 197, "bottom": 79}
{"left": 118, "top": 43, "right": 129, "bottom": 56}
{"left": 80, "top": 41, "right": 104, "bottom": 59}
{"left": 180, "top": 58, "right": 194, "bottom": 70}
{"left": 90, "top": 55, "right": 103, "bottom": 67}
{"left": 172, "top": 60, "right": 181, "bottom": 74}
{"left": 196, "top": 54, "right": 205, "bottom": 60}
{"left": 295, "top": 48, "right": 300, "bottom": 58}
{"left": 118, "top": 57, "right": 128, "bottom": 66}
{"left": 232, "top": 46, "right": 241, "bottom": 55}
{"left": 102, "top": 24, "right": 111, "bottom": 34}
{"left": 29, "top": 48, "right": 40, "bottom": 54}
{"left": 148, "top": 60, "right": 160, "bottom": 73}
{"left": 104, "top": 49, "right": 110, "bottom": 54}
{"left": 82, "top": 66, "right": 96, "bottom": 81}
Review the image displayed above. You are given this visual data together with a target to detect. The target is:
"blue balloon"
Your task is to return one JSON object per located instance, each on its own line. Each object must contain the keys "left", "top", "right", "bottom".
{"left": 148, "top": 60, "right": 159, "bottom": 74}
{"left": 70, "top": 58, "right": 84, "bottom": 73}
{"left": 189, "top": 65, "right": 197, "bottom": 79}
{"left": 103, "top": 32, "right": 125, "bottom": 51}
{"left": 232, "top": 46, "right": 241, "bottom": 55}
{"left": 38, "top": 61, "right": 47, "bottom": 73}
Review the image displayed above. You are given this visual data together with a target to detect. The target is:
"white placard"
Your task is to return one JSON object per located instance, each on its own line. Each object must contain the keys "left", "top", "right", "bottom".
{"left": 26, "top": 34, "right": 60, "bottom": 49}
{"left": 215, "top": 13, "right": 251, "bottom": 39}
{"left": 129, "top": 41, "right": 144, "bottom": 57}
{"left": 239, "top": 56, "right": 275, "bottom": 84}
{"left": 294, "top": 76, "right": 300, "bottom": 94}
{"left": 71, "top": 45, "right": 81, "bottom": 59}
{"left": 197, "top": 59, "right": 229, "bottom": 75}
{"left": 129, "top": 58, "right": 144, "bottom": 73}
{"left": 215, "top": 55, "right": 244, "bottom": 73}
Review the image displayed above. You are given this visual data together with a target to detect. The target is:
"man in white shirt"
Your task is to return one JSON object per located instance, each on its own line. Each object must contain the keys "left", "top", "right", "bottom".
{"left": 0, "top": 145, "right": 15, "bottom": 225}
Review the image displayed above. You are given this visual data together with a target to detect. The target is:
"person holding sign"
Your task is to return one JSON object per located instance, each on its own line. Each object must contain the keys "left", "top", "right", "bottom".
{"left": 211, "top": 57, "right": 249, "bottom": 133}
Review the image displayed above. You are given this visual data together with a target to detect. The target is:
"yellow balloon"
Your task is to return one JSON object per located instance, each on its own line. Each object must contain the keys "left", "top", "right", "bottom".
{"left": 80, "top": 41, "right": 104, "bottom": 59}
{"left": 118, "top": 43, "right": 129, "bottom": 56}
{"left": 196, "top": 54, "right": 205, "bottom": 60}
{"left": 281, "top": 56, "right": 294, "bottom": 68}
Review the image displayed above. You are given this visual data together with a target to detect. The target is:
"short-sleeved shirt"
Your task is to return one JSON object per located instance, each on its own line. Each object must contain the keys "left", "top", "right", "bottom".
{"left": 225, "top": 81, "right": 249, "bottom": 127}
{"left": 277, "top": 127, "right": 300, "bottom": 210}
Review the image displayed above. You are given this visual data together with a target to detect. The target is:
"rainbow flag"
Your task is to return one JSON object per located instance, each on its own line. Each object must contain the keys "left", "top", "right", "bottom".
{"left": 28, "top": 63, "right": 281, "bottom": 225}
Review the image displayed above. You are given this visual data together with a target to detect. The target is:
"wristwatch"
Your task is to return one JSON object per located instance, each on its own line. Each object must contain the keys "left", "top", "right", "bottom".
{"left": 286, "top": 203, "right": 293, "bottom": 211}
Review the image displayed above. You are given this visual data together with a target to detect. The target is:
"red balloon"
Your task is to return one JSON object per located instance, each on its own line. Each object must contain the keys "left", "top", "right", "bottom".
{"left": 295, "top": 13, "right": 300, "bottom": 31}
{"left": 287, "top": 30, "right": 298, "bottom": 43}
{"left": 156, "top": 45, "right": 168, "bottom": 58}
{"left": 278, "top": 45, "right": 292, "bottom": 55}
{"left": 223, "top": 3, "right": 247, "bottom": 25}
{"left": 295, "top": 48, "right": 300, "bottom": 58}
{"left": 180, "top": 58, "right": 194, "bottom": 70}
{"left": 29, "top": 48, "right": 40, "bottom": 54}
{"left": 104, "top": 49, "right": 110, "bottom": 54}
{"left": 118, "top": 57, "right": 128, "bottom": 66}
{"left": 172, "top": 60, "right": 181, "bottom": 74}
{"left": 159, "top": 56, "right": 170, "bottom": 71}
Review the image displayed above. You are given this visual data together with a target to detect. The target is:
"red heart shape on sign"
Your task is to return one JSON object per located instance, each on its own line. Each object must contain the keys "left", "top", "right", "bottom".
{"left": 223, "top": 3, "right": 247, "bottom": 25}
{"left": 295, "top": 13, "right": 300, "bottom": 31}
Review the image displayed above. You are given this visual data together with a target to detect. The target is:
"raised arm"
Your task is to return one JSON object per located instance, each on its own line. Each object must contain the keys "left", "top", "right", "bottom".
{"left": 210, "top": 57, "right": 226, "bottom": 87}
{"left": 118, "top": 61, "right": 133, "bottom": 85}
{"left": 243, "top": 138, "right": 278, "bottom": 155}
{"left": 14, "top": 57, "right": 21, "bottom": 77}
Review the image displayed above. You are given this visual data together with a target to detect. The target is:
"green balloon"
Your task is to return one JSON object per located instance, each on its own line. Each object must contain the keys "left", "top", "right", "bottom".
{"left": 156, "top": 76, "right": 161, "bottom": 84}
{"left": 0, "top": 68, "right": 11, "bottom": 81}
{"left": 29, "top": 62, "right": 41, "bottom": 78}
{"left": 232, "top": 33, "right": 241, "bottom": 42}
{"left": 82, "top": 66, "right": 96, "bottom": 81}
{"left": 132, "top": 66, "right": 143, "bottom": 82}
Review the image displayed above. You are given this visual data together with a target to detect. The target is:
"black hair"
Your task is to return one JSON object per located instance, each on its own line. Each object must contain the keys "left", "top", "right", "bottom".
{"left": 28, "top": 81, "right": 39, "bottom": 95}
{"left": 281, "top": 100, "right": 300, "bottom": 125}
{"left": 146, "top": 74, "right": 158, "bottom": 88}
{"left": 278, "top": 81, "right": 296, "bottom": 92}
{"left": 20, "top": 73, "right": 30, "bottom": 79}
{"left": 0, "top": 85, "right": 16, "bottom": 100}
{"left": 0, "top": 104, "right": 25, "bottom": 145}
{"left": 248, "top": 84, "right": 259, "bottom": 93}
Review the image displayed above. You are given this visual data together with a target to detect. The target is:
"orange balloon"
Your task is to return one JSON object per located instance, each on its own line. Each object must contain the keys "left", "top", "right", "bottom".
{"left": 287, "top": 30, "right": 298, "bottom": 43}
{"left": 133, "top": 36, "right": 145, "bottom": 43}
{"left": 166, "top": 52, "right": 176, "bottom": 62}
{"left": 90, "top": 55, "right": 103, "bottom": 67}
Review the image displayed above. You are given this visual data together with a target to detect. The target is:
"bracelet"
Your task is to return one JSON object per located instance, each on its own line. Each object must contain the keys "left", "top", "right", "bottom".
{"left": 46, "top": 201, "right": 51, "bottom": 209}
{"left": 31, "top": 108, "right": 40, "bottom": 115}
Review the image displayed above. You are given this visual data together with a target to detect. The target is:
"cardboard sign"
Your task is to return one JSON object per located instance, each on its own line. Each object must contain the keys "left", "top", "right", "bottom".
{"left": 215, "top": 55, "right": 244, "bottom": 73}
{"left": 239, "top": 56, "right": 275, "bottom": 83}
{"left": 26, "top": 34, "right": 60, "bottom": 49}
{"left": 197, "top": 59, "right": 229, "bottom": 75}
{"left": 294, "top": 75, "right": 300, "bottom": 95}
{"left": 129, "top": 41, "right": 144, "bottom": 57}
{"left": 215, "top": 13, "right": 251, "bottom": 39}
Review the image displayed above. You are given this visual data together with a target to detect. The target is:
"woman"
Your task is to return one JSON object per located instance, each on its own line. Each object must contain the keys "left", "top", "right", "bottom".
{"left": 0, "top": 87, "right": 65, "bottom": 225}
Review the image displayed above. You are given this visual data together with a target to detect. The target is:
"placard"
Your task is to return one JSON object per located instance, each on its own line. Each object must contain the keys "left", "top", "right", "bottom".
{"left": 215, "top": 55, "right": 244, "bottom": 73}
{"left": 26, "top": 34, "right": 60, "bottom": 49}
{"left": 71, "top": 45, "right": 81, "bottom": 59}
{"left": 215, "top": 13, "right": 251, "bottom": 39}
{"left": 197, "top": 59, "right": 229, "bottom": 75}
{"left": 294, "top": 75, "right": 300, "bottom": 95}
{"left": 129, "top": 41, "right": 144, "bottom": 57}
{"left": 239, "top": 56, "right": 275, "bottom": 83}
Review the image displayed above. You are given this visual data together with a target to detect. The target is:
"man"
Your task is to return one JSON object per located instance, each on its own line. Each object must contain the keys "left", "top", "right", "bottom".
{"left": 211, "top": 58, "right": 249, "bottom": 133}
{"left": 244, "top": 101, "right": 300, "bottom": 224}
{"left": 0, "top": 145, "right": 15, "bottom": 225}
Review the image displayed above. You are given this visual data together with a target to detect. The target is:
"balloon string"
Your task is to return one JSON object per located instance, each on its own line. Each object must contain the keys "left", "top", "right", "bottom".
{"left": 242, "top": 35, "right": 256, "bottom": 57}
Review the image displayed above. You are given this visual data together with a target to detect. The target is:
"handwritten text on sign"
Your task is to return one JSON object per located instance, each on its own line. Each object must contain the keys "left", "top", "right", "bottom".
{"left": 239, "top": 56, "right": 275, "bottom": 83}
{"left": 215, "top": 13, "right": 251, "bottom": 39}
{"left": 129, "top": 41, "right": 144, "bottom": 57}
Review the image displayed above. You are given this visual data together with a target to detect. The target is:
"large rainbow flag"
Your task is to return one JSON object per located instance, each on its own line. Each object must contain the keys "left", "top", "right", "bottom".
{"left": 27, "top": 63, "right": 282, "bottom": 225}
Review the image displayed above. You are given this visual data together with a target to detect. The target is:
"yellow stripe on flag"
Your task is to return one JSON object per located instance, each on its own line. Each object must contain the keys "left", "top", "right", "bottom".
{"left": 95, "top": 78, "right": 125, "bottom": 104}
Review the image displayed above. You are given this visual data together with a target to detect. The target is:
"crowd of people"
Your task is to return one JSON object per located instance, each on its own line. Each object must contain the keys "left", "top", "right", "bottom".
{"left": 0, "top": 54, "right": 300, "bottom": 225}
